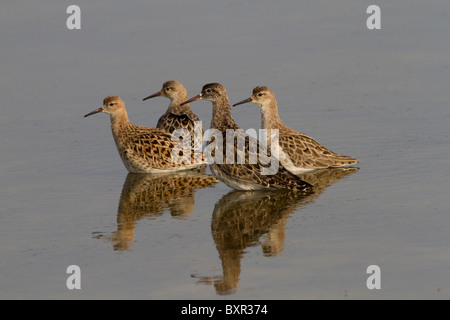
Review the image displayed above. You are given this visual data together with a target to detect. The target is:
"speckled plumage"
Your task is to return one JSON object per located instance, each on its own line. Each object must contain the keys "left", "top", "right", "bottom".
{"left": 84, "top": 96, "right": 205, "bottom": 173}
{"left": 181, "top": 83, "right": 314, "bottom": 192}
{"left": 233, "top": 86, "right": 358, "bottom": 173}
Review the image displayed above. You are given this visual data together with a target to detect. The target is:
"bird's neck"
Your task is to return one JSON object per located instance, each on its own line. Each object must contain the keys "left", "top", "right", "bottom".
{"left": 211, "top": 96, "right": 238, "bottom": 131}
{"left": 110, "top": 109, "right": 132, "bottom": 136}
{"left": 167, "top": 95, "right": 191, "bottom": 115}
{"left": 260, "top": 101, "right": 286, "bottom": 130}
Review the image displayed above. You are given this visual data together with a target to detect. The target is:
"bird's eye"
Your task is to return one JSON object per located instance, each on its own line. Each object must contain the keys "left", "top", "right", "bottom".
{"left": 258, "top": 93, "right": 264, "bottom": 97}
{"left": 109, "top": 103, "right": 114, "bottom": 106}
{"left": 206, "top": 89, "right": 212, "bottom": 93}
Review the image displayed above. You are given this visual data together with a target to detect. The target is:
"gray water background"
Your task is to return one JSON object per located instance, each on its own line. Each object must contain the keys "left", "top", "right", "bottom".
{"left": 1, "top": 0, "right": 450, "bottom": 299}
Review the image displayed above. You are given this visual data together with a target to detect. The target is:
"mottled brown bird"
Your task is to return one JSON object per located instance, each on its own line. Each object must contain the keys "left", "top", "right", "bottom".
{"left": 143, "top": 80, "right": 203, "bottom": 151}
{"left": 84, "top": 96, "right": 205, "bottom": 173}
{"left": 233, "top": 86, "right": 358, "bottom": 173}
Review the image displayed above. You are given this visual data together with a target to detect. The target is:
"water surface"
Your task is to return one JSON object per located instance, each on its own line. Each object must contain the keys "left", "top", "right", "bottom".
{"left": 1, "top": 0, "right": 450, "bottom": 299}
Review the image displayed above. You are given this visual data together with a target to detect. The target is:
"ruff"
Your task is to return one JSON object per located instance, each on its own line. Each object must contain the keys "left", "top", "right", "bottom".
{"left": 84, "top": 96, "right": 205, "bottom": 173}
{"left": 233, "top": 86, "right": 358, "bottom": 173}
{"left": 143, "top": 80, "right": 203, "bottom": 150}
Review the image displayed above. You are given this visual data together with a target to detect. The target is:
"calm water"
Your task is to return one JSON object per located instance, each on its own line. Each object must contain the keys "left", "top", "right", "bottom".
{"left": 1, "top": 0, "right": 450, "bottom": 299}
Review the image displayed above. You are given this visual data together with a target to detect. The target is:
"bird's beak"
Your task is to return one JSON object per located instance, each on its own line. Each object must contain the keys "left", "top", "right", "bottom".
{"left": 142, "top": 91, "right": 162, "bottom": 101}
{"left": 84, "top": 107, "right": 103, "bottom": 117}
{"left": 232, "top": 97, "right": 253, "bottom": 107}
{"left": 180, "top": 93, "right": 202, "bottom": 106}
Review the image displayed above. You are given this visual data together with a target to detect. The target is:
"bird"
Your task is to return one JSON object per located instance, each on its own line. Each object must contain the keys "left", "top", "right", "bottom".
{"left": 233, "top": 86, "right": 358, "bottom": 173}
{"left": 180, "top": 83, "right": 313, "bottom": 192}
{"left": 84, "top": 96, "right": 205, "bottom": 173}
{"left": 142, "top": 80, "right": 203, "bottom": 151}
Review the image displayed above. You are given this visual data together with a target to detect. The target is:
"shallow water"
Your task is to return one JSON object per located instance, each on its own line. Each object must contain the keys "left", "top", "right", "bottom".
{"left": 1, "top": 0, "right": 450, "bottom": 299}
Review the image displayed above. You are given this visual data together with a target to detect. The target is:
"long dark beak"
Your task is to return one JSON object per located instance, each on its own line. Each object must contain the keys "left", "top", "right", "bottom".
{"left": 84, "top": 107, "right": 103, "bottom": 117}
{"left": 180, "top": 94, "right": 202, "bottom": 106}
{"left": 142, "top": 91, "right": 162, "bottom": 101}
{"left": 232, "top": 97, "right": 252, "bottom": 107}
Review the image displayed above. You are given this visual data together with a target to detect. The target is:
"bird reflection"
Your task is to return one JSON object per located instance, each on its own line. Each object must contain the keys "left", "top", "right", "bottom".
{"left": 193, "top": 167, "right": 358, "bottom": 295}
{"left": 96, "top": 168, "right": 218, "bottom": 251}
